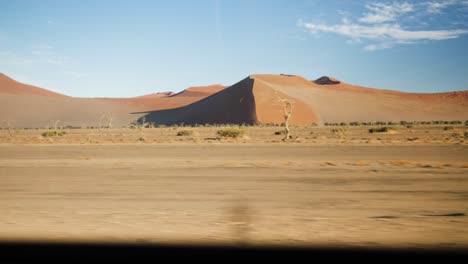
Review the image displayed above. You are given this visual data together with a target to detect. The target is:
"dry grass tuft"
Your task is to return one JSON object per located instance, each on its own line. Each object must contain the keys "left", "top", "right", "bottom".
{"left": 176, "top": 130, "right": 193, "bottom": 136}
{"left": 217, "top": 128, "right": 245, "bottom": 138}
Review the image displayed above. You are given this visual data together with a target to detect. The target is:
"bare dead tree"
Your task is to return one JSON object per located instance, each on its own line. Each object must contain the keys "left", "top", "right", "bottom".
{"left": 277, "top": 98, "right": 294, "bottom": 141}
{"left": 98, "top": 112, "right": 114, "bottom": 130}
{"left": 108, "top": 113, "right": 114, "bottom": 129}
{"left": 53, "top": 120, "right": 60, "bottom": 131}
{"left": 2, "top": 119, "right": 13, "bottom": 137}
{"left": 98, "top": 112, "right": 110, "bottom": 137}
{"left": 104, "top": 112, "right": 114, "bottom": 129}
{"left": 98, "top": 113, "right": 105, "bottom": 129}
{"left": 136, "top": 116, "right": 149, "bottom": 141}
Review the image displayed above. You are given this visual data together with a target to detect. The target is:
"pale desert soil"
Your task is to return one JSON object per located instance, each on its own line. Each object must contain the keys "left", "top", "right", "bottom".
{"left": 0, "top": 125, "right": 467, "bottom": 145}
{"left": 0, "top": 143, "right": 467, "bottom": 248}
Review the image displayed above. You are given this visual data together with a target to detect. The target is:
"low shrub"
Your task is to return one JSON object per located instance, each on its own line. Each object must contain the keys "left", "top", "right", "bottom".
{"left": 41, "top": 131, "right": 66, "bottom": 137}
{"left": 443, "top": 126, "right": 454, "bottom": 131}
{"left": 216, "top": 128, "right": 244, "bottom": 138}
{"left": 176, "top": 130, "right": 193, "bottom": 136}
{"left": 368, "top": 127, "right": 394, "bottom": 133}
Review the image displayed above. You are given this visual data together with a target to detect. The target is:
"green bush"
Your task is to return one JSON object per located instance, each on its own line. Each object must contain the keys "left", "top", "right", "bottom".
{"left": 176, "top": 130, "right": 193, "bottom": 136}
{"left": 41, "top": 131, "right": 66, "bottom": 137}
{"left": 216, "top": 128, "right": 245, "bottom": 138}
{"left": 443, "top": 126, "right": 454, "bottom": 131}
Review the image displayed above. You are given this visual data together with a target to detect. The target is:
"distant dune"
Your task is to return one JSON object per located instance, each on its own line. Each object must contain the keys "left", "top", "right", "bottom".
{"left": 0, "top": 74, "right": 225, "bottom": 128}
{"left": 0, "top": 73, "right": 66, "bottom": 97}
{"left": 0, "top": 73, "right": 466, "bottom": 128}
{"left": 141, "top": 74, "right": 468, "bottom": 125}
{"left": 169, "top": 85, "right": 226, "bottom": 98}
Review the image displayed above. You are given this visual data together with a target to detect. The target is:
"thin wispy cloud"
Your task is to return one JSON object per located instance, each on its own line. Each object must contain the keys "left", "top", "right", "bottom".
{"left": 426, "top": 0, "right": 458, "bottom": 13}
{"left": 359, "top": 2, "right": 413, "bottom": 24}
{"left": 300, "top": 0, "right": 468, "bottom": 51}
{"left": 302, "top": 21, "right": 467, "bottom": 41}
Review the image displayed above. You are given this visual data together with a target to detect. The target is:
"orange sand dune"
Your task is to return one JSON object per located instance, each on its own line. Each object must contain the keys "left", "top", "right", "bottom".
{"left": 95, "top": 84, "right": 226, "bottom": 113}
{"left": 0, "top": 73, "right": 66, "bottom": 97}
{"left": 169, "top": 85, "right": 226, "bottom": 98}
{"left": 0, "top": 74, "right": 226, "bottom": 128}
{"left": 142, "top": 74, "right": 467, "bottom": 125}
{"left": 0, "top": 73, "right": 467, "bottom": 127}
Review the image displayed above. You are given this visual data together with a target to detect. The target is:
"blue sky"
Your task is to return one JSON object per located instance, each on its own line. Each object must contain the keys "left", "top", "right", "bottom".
{"left": 0, "top": 0, "right": 467, "bottom": 97}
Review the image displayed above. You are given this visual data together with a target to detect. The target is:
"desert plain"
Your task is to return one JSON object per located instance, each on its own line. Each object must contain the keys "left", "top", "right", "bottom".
{"left": 0, "top": 125, "right": 467, "bottom": 248}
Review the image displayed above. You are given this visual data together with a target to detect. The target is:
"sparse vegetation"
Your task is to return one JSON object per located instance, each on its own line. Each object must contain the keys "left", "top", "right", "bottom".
{"left": 41, "top": 131, "right": 66, "bottom": 137}
{"left": 217, "top": 127, "right": 245, "bottom": 138}
{"left": 1, "top": 122, "right": 465, "bottom": 144}
{"left": 177, "top": 130, "right": 193, "bottom": 136}
{"left": 368, "top": 127, "right": 394, "bottom": 133}
{"left": 331, "top": 127, "right": 348, "bottom": 136}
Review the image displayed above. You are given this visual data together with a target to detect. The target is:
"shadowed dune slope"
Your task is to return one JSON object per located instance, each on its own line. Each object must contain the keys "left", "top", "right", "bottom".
{"left": 142, "top": 74, "right": 467, "bottom": 125}
{"left": 139, "top": 78, "right": 258, "bottom": 125}
{"left": 141, "top": 75, "right": 319, "bottom": 125}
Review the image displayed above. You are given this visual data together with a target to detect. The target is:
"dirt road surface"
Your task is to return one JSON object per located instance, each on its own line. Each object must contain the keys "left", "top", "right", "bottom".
{"left": 0, "top": 144, "right": 467, "bottom": 248}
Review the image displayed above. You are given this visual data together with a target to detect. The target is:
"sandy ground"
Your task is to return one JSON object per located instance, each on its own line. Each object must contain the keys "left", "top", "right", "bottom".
{"left": 0, "top": 124, "right": 466, "bottom": 145}
{"left": 0, "top": 141, "right": 467, "bottom": 248}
